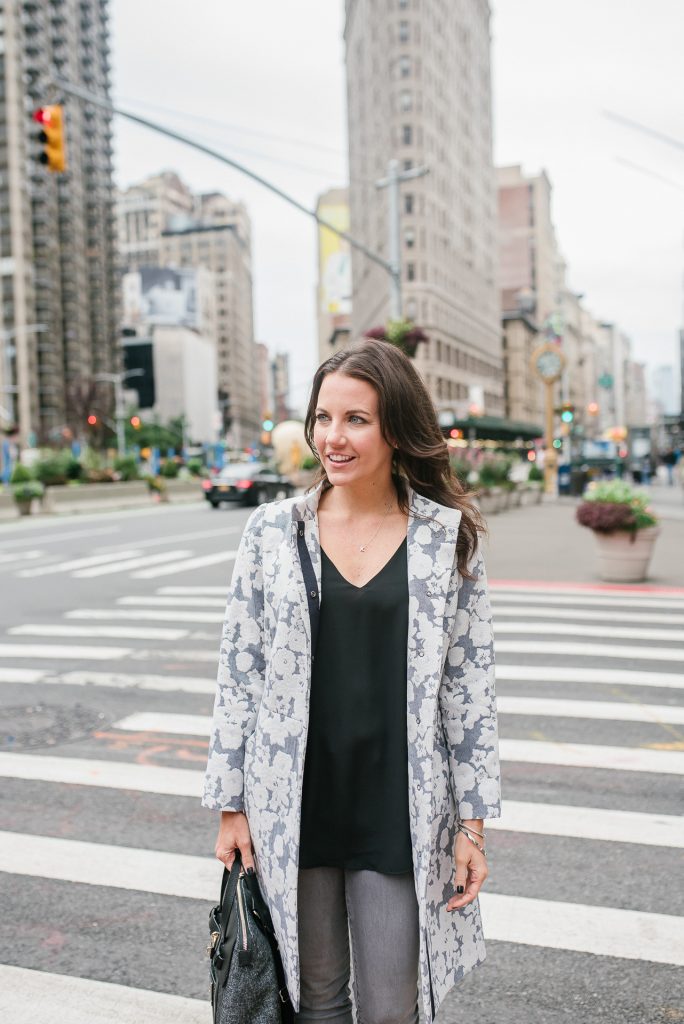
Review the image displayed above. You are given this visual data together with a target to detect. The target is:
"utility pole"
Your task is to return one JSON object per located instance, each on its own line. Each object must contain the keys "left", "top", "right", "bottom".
{"left": 375, "top": 160, "right": 429, "bottom": 320}
{"left": 95, "top": 369, "right": 143, "bottom": 458}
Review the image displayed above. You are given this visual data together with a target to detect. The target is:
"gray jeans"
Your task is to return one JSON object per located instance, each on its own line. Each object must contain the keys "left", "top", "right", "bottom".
{"left": 296, "top": 867, "right": 420, "bottom": 1024}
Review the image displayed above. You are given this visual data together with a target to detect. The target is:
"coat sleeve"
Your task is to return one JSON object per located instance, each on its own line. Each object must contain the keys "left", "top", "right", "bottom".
{"left": 439, "top": 541, "right": 501, "bottom": 820}
{"left": 202, "top": 504, "right": 267, "bottom": 812}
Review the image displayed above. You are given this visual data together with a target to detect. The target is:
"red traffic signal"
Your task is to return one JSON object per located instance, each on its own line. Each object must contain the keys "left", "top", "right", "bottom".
{"left": 87, "top": 414, "right": 98, "bottom": 426}
{"left": 130, "top": 415, "right": 141, "bottom": 429}
{"left": 33, "top": 104, "right": 67, "bottom": 172}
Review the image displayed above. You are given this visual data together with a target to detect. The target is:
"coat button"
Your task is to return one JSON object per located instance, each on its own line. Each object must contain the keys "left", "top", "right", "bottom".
{"left": 310, "top": 590, "right": 317, "bottom": 598}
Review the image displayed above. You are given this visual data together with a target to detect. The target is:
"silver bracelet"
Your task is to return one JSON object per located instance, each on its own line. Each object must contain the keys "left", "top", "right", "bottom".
{"left": 459, "top": 823, "right": 485, "bottom": 839}
{"left": 457, "top": 823, "right": 486, "bottom": 856}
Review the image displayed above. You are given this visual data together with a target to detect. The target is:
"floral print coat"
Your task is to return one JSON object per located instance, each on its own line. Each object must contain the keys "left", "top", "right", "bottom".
{"left": 202, "top": 481, "right": 501, "bottom": 1021}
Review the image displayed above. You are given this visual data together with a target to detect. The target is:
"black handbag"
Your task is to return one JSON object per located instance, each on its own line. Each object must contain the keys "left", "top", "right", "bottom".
{"left": 207, "top": 850, "right": 294, "bottom": 1024}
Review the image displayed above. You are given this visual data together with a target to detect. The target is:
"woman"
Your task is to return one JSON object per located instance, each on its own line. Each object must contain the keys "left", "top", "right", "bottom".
{"left": 203, "top": 339, "right": 501, "bottom": 1024}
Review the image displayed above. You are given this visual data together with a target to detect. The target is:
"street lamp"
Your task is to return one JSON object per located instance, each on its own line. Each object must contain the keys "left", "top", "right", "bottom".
{"left": 94, "top": 370, "right": 143, "bottom": 457}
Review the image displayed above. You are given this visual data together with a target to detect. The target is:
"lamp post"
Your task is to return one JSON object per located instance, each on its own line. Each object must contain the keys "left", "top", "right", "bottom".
{"left": 530, "top": 343, "right": 566, "bottom": 495}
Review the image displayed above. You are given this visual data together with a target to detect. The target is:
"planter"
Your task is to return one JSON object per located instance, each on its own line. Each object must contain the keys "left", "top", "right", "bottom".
{"left": 592, "top": 526, "right": 661, "bottom": 583}
{"left": 16, "top": 499, "right": 33, "bottom": 516}
{"left": 477, "top": 487, "right": 503, "bottom": 516}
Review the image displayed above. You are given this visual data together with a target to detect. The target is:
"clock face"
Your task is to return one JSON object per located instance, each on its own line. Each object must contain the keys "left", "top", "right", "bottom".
{"left": 536, "top": 350, "right": 562, "bottom": 380}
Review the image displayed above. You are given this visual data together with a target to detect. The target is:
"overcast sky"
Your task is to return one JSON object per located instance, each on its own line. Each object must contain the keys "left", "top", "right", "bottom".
{"left": 111, "top": 0, "right": 683, "bottom": 415}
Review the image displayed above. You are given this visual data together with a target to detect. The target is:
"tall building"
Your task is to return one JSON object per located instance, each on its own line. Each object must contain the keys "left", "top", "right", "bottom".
{"left": 0, "top": 0, "right": 118, "bottom": 445}
{"left": 497, "top": 165, "right": 563, "bottom": 331}
{"left": 344, "top": 0, "right": 503, "bottom": 419}
{"left": 316, "top": 188, "right": 352, "bottom": 363}
{"left": 116, "top": 173, "right": 260, "bottom": 449}
{"left": 117, "top": 171, "right": 193, "bottom": 269}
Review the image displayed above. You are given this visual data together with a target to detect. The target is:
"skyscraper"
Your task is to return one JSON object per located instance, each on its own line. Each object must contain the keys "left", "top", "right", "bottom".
{"left": 344, "top": 0, "right": 503, "bottom": 418}
{"left": 0, "top": 0, "right": 118, "bottom": 445}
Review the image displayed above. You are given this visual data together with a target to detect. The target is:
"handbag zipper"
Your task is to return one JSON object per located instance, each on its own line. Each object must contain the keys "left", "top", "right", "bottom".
{"left": 236, "top": 873, "right": 253, "bottom": 965}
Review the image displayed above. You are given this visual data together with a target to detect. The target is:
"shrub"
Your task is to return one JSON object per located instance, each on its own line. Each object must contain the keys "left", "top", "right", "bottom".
{"left": 114, "top": 454, "right": 139, "bottom": 481}
{"left": 13, "top": 480, "right": 45, "bottom": 503}
{"left": 478, "top": 455, "right": 512, "bottom": 489}
{"left": 186, "top": 457, "right": 204, "bottom": 476}
{"left": 528, "top": 464, "right": 543, "bottom": 482}
{"left": 34, "top": 450, "right": 75, "bottom": 486}
{"left": 9, "top": 463, "right": 33, "bottom": 484}
{"left": 576, "top": 479, "right": 659, "bottom": 533}
{"left": 160, "top": 459, "right": 180, "bottom": 478}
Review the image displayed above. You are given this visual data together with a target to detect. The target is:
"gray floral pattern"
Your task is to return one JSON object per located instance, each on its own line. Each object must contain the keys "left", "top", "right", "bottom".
{"left": 203, "top": 481, "right": 501, "bottom": 1021}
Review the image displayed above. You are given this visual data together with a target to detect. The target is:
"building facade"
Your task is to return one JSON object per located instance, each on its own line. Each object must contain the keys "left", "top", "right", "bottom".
{"left": 344, "top": 0, "right": 503, "bottom": 420}
{"left": 117, "top": 173, "right": 260, "bottom": 449}
{"left": 0, "top": 0, "right": 118, "bottom": 445}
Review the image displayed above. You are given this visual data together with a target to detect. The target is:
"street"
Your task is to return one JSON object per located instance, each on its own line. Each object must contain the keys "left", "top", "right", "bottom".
{"left": 1, "top": 495, "right": 683, "bottom": 1023}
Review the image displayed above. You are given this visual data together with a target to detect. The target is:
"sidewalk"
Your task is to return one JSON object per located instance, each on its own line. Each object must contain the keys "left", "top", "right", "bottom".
{"left": 483, "top": 489, "right": 684, "bottom": 588}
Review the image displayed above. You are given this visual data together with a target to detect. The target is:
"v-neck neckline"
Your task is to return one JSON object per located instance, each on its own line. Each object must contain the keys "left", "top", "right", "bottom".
{"left": 320, "top": 536, "right": 407, "bottom": 591}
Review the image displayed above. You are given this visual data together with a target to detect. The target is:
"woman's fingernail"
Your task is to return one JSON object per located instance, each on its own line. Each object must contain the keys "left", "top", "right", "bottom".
{"left": 456, "top": 885, "right": 465, "bottom": 894}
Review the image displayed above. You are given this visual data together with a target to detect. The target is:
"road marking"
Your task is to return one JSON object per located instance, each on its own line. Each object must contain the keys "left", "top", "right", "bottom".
{"left": 0, "top": 835, "right": 681, "bottom": 967}
{"left": 0, "top": 667, "right": 46, "bottom": 683}
{"left": 114, "top": 711, "right": 213, "bottom": 734}
{"left": 496, "top": 621, "right": 684, "bottom": 642}
{"left": 480, "top": 892, "right": 684, "bottom": 966}
{"left": 490, "top": 582, "right": 684, "bottom": 600}
{"left": 0, "top": 549, "right": 43, "bottom": 565}
{"left": 133, "top": 648, "right": 217, "bottom": 662}
{"left": 496, "top": 664, "right": 684, "bottom": 690}
{"left": 159, "top": 586, "right": 228, "bottom": 595}
{"left": 493, "top": 604, "right": 684, "bottom": 626}
{"left": 0, "top": 752, "right": 201, "bottom": 796}
{"left": 18, "top": 550, "right": 142, "bottom": 578}
{"left": 8, "top": 623, "right": 189, "bottom": 641}
{"left": 490, "top": 801, "right": 684, "bottom": 848}
{"left": 0, "top": 643, "right": 130, "bottom": 660}
{"left": 497, "top": 640, "right": 684, "bottom": 664}
{"left": 0, "top": 525, "right": 118, "bottom": 549}
{"left": 497, "top": 695, "right": 684, "bottom": 725}
{"left": 0, "top": 829, "right": 220, "bottom": 900}
{"left": 93, "top": 524, "right": 240, "bottom": 552}
{"left": 67, "top": 607, "right": 222, "bottom": 624}
{"left": 0, "top": 668, "right": 216, "bottom": 694}
{"left": 73, "top": 549, "right": 193, "bottom": 578}
{"left": 490, "top": 590, "right": 684, "bottom": 610}
{"left": 132, "top": 550, "right": 239, "bottom": 579}
{"left": 500, "top": 738, "right": 684, "bottom": 774}
{"left": 118, "top": 595, "right": 226, "bottom": 607}
{"left": 0, "top": 965, "right": 210, "bottom": 1024}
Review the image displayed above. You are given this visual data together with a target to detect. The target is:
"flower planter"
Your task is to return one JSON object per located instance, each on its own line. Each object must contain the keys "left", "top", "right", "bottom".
{"left": 16, "top": 499, "right": 33, "bottom": 516}
{"left": 592, "top": 526, "right": 661, "bottom": 583}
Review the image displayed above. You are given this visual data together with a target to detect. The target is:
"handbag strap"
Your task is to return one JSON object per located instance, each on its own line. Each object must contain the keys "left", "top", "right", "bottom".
{"left": 218, "top": 851, "right": 242, "bottom": 942}
{"left": 296, "top": 520, "right": 319, "bottom": 659}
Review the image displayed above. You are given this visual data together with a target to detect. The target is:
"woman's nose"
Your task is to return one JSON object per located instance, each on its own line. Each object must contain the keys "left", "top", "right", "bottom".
{"left": 326, "top": 422, "right": 347, "bottom": 445}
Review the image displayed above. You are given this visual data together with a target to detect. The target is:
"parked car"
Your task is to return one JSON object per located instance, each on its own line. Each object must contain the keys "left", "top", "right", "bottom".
{"left": 202, "top": 462, "right": 294, "bottom": 508}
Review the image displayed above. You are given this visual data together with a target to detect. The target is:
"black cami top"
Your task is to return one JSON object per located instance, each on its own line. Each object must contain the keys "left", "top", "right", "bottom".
{"left": 298, "top": 536, "right": 413, "bottom": 875}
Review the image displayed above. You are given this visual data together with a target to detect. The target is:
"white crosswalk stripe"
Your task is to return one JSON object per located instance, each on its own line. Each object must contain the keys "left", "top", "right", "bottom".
{"left": 0, "top": 643, "right": 130, "bottom": 660}
{"left": 9, "top": 623, "right": 190, "bottom": 641}
{"left": 131, "top": 550, "right": 238, "bottom": 579}
{"left": 496, "top": 664, "right": 684, "bottom": 689}
{"left": 0, "top": 966, "right": 210, "bottom": 1024}
{"left": 66, "top": 607, "right": 222, "bottom": 624}
{"left": 495, "top": 621, "right": 684, "bottom": 642}
{"left": 17, "top": 550, "right": 143, "bottom": 578}
{"left": 493, "top": 604, "right": 684, "bottom": 625}
{"left": 0, "top": 831, "right": 681, "bottom": 967}
{"left": 496, "top": 639, "right": 684, "bottom": 663}
{"left": 73, "top": 549, "right": 193, "bottom": 578}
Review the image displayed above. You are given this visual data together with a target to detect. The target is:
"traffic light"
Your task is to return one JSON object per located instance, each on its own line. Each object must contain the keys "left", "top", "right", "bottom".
{"left": 130, "top": 415, "right": 141, "bottom": 429}
{"left": 560, "top": 402, "right": 575, "bottom": 424}
{"left": 87, "top": 414, "right": 98, "bottom": 426}
{"left": 33, "top": 104, "right": 67, "bottom": 172}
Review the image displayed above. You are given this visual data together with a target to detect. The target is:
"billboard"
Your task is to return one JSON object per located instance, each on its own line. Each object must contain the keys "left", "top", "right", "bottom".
{"left": 124, "top": 267, "right": 200, "bottom": 328}
{"left": 317, "top": 200, "right": 351, "bottom": 316}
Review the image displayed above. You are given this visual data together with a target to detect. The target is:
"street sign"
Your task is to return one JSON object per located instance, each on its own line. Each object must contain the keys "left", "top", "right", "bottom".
{"left": 598, "top": 373, "right": 614, "bottom": 389}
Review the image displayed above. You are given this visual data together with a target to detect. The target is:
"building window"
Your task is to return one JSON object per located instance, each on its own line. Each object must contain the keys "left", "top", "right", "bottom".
{"left": 398, "top": 0, "right": 409, "bottom": 7}
{"left": 399, "top": 20, "right": 409, "bottom": 42}
{"left": 400, "top": 89, "right": 412, "bottom": 111}
{"left": 406, "top": 262, "right": 415, "bottom": 281}
{"left": 403, "top": 159, "right": 413, "bottom": 171}
{"left": 402, "top": 124, "right": 413, "bottom": 145}
{"left": 404, "top": 193, "right": 414, "bottom": 214}
{"left": 404, "top": 228, "right": 415, "bottom": 248}
{"left": 399, "top": 55, "right": 410, "bottom": 78}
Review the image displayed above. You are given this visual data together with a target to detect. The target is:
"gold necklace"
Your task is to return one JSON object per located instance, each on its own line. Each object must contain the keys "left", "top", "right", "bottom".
{"left": 358, "top": 498, "right": 394, "bottom": 552}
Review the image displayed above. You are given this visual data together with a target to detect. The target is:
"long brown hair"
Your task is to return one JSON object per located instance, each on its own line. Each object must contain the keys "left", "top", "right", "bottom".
{"left": 303, "top": 338, "right": 486, "bottom": 578}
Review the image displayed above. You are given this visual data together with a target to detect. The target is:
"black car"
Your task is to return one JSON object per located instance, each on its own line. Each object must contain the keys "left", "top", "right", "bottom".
{"left": 202, "top": 463, "right": 294, "bottom": 508}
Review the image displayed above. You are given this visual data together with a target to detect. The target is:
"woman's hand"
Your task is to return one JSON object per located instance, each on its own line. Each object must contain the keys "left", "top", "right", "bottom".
{"left": 447, "top": 824, "right": 488, "bottom": 912}
{"left": 214, "top": 810, "right": 255, "bottom": 872}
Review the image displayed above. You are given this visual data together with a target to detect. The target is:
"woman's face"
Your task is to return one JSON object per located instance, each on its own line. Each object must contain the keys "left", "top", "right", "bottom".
{"left": 313, "top": 372, "right": 394, "bottom": 486}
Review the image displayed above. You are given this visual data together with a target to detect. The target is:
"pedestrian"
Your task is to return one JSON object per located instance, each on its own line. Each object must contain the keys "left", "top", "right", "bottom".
{"left": 202, "top": 339, "right": 502, "bottom": 1024}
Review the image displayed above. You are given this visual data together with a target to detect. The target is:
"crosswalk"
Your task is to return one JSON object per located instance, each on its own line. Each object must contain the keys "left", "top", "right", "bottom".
{"left": 1, "top": 578, "right": 684, "bottom": 1016}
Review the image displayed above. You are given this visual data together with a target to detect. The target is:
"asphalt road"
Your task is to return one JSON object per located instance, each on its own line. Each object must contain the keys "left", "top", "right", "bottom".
{"left": 0, "top": 499, "right": 682, "bottom": 1023}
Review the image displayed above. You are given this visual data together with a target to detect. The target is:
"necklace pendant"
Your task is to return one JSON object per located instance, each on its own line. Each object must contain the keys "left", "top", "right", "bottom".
{"left": 359, "top": 545, "right": 365, "bottom": 552}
